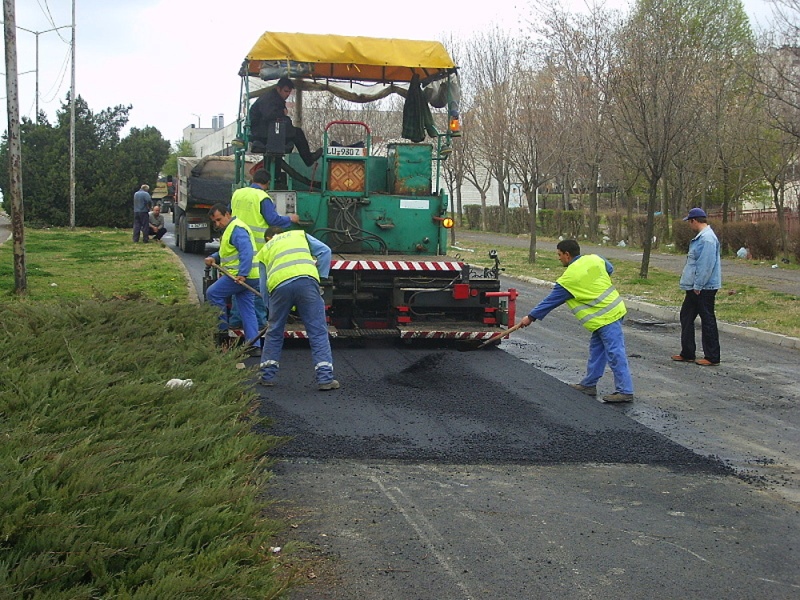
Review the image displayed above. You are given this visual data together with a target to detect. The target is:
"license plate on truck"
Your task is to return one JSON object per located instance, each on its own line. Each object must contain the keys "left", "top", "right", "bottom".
{"left": 188, "top": 223, "right": 208, "bottom": 229}
{"left": 327, "top": 146, "right": 366, "bottom": 157}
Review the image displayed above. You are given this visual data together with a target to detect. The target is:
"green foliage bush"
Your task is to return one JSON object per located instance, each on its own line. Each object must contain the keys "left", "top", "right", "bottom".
{"left": 538, "top": 209, "right": 557, "bottom": 236}
{"left": 673, "top": 219, "right": 777, "bottom": 260}
{"left": 628, "top": 214, "right": 667, "bottom": 249}
{"left": 0, "top": 301, "right": 293, "bottom": 598}
{"left": 0, "top": 96, "right": 170, "bottom": 229}
{"left": 606, "top": 212, "right": 624, "bottom": 244}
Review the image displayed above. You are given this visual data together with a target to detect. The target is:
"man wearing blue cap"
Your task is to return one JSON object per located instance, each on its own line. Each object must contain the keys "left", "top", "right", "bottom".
{"left": 672, "top": 208, "right": 722, "bottom": 366}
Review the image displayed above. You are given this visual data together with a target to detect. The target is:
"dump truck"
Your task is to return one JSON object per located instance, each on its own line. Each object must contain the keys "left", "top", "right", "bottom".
{"left": 174, "top": 156, "right": 244, "bottom": 254}
{"left": 233, "top": 32, "right": 517, "bottom": 342}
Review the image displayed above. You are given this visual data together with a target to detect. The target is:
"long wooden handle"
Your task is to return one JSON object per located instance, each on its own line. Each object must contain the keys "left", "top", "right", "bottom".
{"left": 478, "top": 320, "right": 526, "bottom": 349}
{"left": 211, "top": 263, "right": 261, "bottom": 296}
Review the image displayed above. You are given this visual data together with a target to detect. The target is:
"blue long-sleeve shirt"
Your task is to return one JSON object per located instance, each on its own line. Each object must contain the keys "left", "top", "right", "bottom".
{"left": 528, "top": 255, "right": 614, "bottom": 321}
{"left": 255, "top": 184, "right": 293, "bottom": 228}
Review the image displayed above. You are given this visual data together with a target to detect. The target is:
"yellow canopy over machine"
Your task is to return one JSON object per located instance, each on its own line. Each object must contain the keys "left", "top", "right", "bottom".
{"left": 242, "top": 31, "right": 457, "bottom": 84}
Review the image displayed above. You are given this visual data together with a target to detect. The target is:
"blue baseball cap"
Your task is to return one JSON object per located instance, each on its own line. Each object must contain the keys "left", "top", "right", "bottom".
{"left": 683, "top": 207, "right": 707, "bottom": 221}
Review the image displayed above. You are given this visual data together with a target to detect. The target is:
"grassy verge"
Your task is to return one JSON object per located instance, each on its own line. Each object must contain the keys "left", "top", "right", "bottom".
{"left": 0, "top": 229, "right": 298, "bottom": 597}
{"left": 451, "top": 238, "right": 800, "bottom": 338}
{"left": 0, "top": 228, "right": 188, "bottom": 302}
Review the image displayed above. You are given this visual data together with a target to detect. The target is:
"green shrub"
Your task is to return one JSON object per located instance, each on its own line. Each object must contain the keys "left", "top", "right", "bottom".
{"left": 0, "top": 300, "right": 293, "bottom": 598}
{"left": 629, "top": 214, "right": 667, "bottom": 249}
{"left": 606, "top": 213, "right": 624, "bottom": 244}
{"left": 720, "top": 221, "right": 776, "bottom": 259}
{"left": 538, "top": 209, "right": 557, "bottom": 236}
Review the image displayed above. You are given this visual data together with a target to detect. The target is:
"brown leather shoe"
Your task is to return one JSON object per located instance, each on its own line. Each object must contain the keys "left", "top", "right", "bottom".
{"left": 671, "top": 355, "right": 694, "bottom": 362}
{"left": 602, "top": 393, "right": 634, "bottom": 403}
{"left": 695, "top": 359, "right": 720, "bottom": 366}
{"left": 569, "top": 383, "right": 597, "bottom": 397}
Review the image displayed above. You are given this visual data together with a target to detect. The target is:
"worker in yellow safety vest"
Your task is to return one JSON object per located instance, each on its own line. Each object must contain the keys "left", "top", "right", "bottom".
{"left": 228, "top": 168, "right": 300, "bottom": 330}
{"left": 519, "top": 239, "right": 634, "bottom": 403}
{"left": 203, "top": 203, "right": 260, "bottom": 347}
{"left": 255, "top": 227, "right": 337, "bottom": 391}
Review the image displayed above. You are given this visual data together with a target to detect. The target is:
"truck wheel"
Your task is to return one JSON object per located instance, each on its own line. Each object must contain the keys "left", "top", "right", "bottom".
{"left": 177, "top": 216, "right": 187, "bottom": 252}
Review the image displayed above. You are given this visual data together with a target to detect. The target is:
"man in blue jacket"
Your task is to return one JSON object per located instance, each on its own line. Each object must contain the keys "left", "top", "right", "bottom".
{"left": 672, "top": 207, "right": 722, "bottom": 366}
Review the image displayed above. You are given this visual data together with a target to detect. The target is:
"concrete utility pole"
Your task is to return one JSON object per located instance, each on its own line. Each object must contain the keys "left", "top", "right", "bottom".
{"left": 3, "top": 0, "right": 27, "bottom": 294}
{"left": 69, "top": 0, "right": 76, "bottom": 228}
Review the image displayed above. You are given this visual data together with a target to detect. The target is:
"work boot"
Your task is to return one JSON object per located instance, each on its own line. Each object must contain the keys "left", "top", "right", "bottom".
{"left": 304, "top": 148, "right": 323, "bottom": 166}
{"left": 602, "top": 393, "right": 634, "bottom": 403}
{"left": 318, "top": 380, "right": 340, "bottom": 391}
{"left": 569, "top": 383, "right": 597, "bottom": 397}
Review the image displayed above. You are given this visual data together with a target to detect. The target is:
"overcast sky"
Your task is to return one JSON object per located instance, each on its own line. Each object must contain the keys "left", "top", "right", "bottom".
{"left": 3, "top": 0, "right": 774, "bottom": 146}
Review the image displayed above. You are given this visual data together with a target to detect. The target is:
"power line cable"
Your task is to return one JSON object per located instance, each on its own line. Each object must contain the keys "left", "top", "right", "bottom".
{"left": 41, "top": 44, "right": 71, "bottom": 104}
{"left": 36, "top": 0, "right": 70, "bottom": 43}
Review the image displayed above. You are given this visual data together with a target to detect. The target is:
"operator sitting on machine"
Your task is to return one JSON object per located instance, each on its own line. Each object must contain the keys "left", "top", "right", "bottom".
{"left": 249, "top": 76, "right": 322, "bottom": 167}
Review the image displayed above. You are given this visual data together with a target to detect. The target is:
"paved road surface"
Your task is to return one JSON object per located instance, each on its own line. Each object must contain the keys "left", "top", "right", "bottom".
{"left": 3, "top": 215, "right": 798, "bottom": 598}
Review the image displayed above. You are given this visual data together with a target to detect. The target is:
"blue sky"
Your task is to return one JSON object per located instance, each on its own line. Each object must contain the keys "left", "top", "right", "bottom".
{"left": 3, "top": 0, "right": 774, "bottom": 146}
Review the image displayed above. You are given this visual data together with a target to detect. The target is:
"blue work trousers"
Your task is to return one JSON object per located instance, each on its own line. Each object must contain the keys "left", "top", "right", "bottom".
{"left": 259, "top": 276, "right": 334, "bottom": 385}
{"left": 230, "top": 292, "right": 267, "bottom": 331}
{"left": 205, "top": 276, "right": 259, "bottom": 344}
{"left": 580, "top": 319, "right": 634, "bottom": 395}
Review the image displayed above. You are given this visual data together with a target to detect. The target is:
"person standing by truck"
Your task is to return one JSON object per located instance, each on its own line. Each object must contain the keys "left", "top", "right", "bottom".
{"left": 672, "top": 207, "right": 722, "bottom": 366}
{"left": 229, "top": 168, "right": 300, "bottom": 329}
{"left": 518, "top": 239, "right": 634, "bottom": 403}
{"left": 204, "top": 204, "right": 260, "bottom": 348}
{"left": 256, "top": 226, "right": 337, "bottom": 390}
{"left": 132, "top": 184, "right": 152, "bottom": 243}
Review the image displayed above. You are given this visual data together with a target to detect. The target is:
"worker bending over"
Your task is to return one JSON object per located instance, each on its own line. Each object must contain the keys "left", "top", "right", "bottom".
{"left": 256, "top": 226, "right": 337, "bottom": 390}
{"left": 204, "top": 204, "right": 260, "bottom": 348}
{"left": 519, "top": 239, "right": 634, "bottom": 403}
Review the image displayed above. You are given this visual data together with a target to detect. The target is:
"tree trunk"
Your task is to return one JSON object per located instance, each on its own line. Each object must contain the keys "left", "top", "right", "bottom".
{"left": 639, "top": 177, "right": 659, "bottom": 279}
{"left": 589, "top": 164, "right": 599, "bottom": 241}
{"left": 527, "top": 190, "right": 537, "bottom": 264}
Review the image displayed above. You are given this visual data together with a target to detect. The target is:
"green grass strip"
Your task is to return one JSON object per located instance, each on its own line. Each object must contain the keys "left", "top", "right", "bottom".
{"left": 0, "top": 300, "right": 296, "bottom": 598}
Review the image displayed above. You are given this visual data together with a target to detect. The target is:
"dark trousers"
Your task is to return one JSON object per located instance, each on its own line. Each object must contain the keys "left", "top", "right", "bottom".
{"left": 133, "top": 212, "right": 150, "bottom": 242}
{"left": 679, "top": 289, "right": 720, "bottom": 363}
{"left": 150, "top": 227, "right": 167, "bottom": 240}
{"left": 290, "top": 126, "right": 315, "bottom": 165}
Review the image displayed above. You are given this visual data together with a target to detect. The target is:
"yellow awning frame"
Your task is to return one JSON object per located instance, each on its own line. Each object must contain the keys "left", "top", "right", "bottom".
{"left": 242, "top": 32, "right": 457, "bottom": 84}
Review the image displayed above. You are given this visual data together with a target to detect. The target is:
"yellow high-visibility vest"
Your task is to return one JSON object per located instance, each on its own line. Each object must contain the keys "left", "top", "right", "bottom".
{"left": 257, "top": 230, "right": 319, "bottom": 293}
{"left": 557, "top": 254, "right": 626, "bottom": 332}
{"left": 219, "top": 218, "right": 259, "bottom": 279}
{"left": 230, "top": 186, "right": 269, "bottom": 249}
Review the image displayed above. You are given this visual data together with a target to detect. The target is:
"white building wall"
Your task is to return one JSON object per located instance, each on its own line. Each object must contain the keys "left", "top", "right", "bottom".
{"left": 183, "top": 123, "right": 239, "bottom": 157}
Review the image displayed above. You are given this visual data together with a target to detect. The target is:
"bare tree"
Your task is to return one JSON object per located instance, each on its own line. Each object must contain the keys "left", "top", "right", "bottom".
{"left": 462, "top": 28, "right": 521, "bottom": 231}
{"left": 508, "top": 66, "right": 565, "bottom": 262}
{"left": 536, "top": 2, "right": 622, "bottom": 241}
{"left": 609, "top": 0, "right": 715, "bottom": 278}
